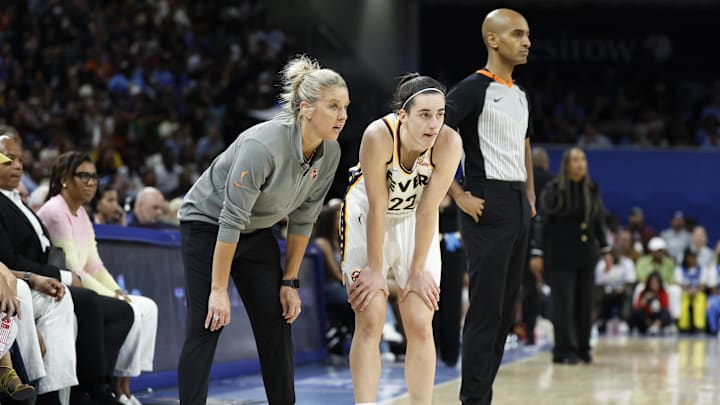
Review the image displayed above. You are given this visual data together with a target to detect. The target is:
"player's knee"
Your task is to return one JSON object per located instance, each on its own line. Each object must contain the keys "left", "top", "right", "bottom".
{"left": 355, "top": 309, "right": 385, "bottom": 340}
{"left": 402, "top": 312, "right": 433, "bottom": 341}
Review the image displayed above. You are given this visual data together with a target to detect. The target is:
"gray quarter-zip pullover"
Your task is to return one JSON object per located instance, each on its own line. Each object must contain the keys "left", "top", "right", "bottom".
{"left": 178, "top": 117, "right": 341, "bottom": 243}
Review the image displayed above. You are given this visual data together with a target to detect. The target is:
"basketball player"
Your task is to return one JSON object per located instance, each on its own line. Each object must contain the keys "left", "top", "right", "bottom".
{"left": 342, "top": 74, "right": 463, "bottom": 405}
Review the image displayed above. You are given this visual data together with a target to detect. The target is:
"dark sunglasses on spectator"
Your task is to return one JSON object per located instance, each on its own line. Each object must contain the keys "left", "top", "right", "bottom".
{"left": 74, "top": 171, "right": 99, "bottom": 184}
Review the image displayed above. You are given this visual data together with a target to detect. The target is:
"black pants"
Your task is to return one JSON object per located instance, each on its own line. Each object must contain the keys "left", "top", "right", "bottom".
{"left": 630, "top": 308, "right": 672, "bottom": 333}
{"left": 70, "top": 286, "right": 134, "bottom": 388}
{"left": 597, "top": 289, "right": 632, "bottom": 328}
{"left": 521, "top": 261, "right": 541, "bottom": 345}
{"left": 547, "top": 268, "right": 594, "bottom": 360}
{"left": 459, "top": 179, "right": 530, "bottom": 405}
{"left": 178, "top": 221, "right": 294, "bottom": 405}
{"left": 433, "top": 241, "right": 465, "bottom": 367}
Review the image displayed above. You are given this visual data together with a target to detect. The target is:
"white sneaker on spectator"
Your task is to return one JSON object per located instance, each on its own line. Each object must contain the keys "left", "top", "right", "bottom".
{"left": 382, "top": 323, "right": 404, "bottom": 343}
{"left": 589, "top": 324, "right": 599, "bottom": 348}
{"left": 117, "top": 394, "right": 133, "bottom": 405}
{"left": 380, "top": 352, "right": 396, "bottom": 363}
{"left": 648, "top": 323, "right": 660, "bottom": 335}
{"left": 618, "top": 321, "right": 629, "bottom": 334}
{"left": 129, "top": 394, "right": 143, "bottom": 405}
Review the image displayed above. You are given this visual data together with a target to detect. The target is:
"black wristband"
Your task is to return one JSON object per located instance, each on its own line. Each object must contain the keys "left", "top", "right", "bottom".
{"left": 280, "top": 278, "right": 300, "bottom": 289}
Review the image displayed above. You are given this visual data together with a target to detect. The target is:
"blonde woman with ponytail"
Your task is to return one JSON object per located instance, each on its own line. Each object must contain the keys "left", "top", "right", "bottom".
{"left": 176, "top": 54, "right": 349, "bottom": 404}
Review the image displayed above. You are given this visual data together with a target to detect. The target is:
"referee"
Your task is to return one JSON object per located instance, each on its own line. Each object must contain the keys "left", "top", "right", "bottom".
{"left": 445, "top": 8, "right": 535, "bottom": 405}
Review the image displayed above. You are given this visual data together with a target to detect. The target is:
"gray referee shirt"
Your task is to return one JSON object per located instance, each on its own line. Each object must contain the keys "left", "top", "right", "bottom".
{"left": 178, "top": 117, "right": 340, "bottom": 243}
{"left": 445, "top": 69, "right": 532, "bottom": 182}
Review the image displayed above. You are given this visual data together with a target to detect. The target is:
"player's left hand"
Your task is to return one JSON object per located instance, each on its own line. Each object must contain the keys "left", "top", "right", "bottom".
{"left": 530, "top": 202, "right": 537, "bottom": 218}
{"left": 400, "top": 271, "right": 439, "bottom": 311}
{"left": 280, "top": 286, "right": 302, "bottom": 324}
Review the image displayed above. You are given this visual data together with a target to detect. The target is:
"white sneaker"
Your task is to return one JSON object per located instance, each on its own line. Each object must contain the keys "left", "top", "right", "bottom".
{"left": 589, "top": 324, "right": 598, "bottom": 347}
{"left": 380, "top": 351, "right": 396, "bottom": 363}
{"left": 382, "top": 323, "right": 404, "bottom": 343}
{"left": 117, "top": 394, "right": 133, "bottom": 405}
{"left": 129, "top": 394, "right": 143, "bottom": 405}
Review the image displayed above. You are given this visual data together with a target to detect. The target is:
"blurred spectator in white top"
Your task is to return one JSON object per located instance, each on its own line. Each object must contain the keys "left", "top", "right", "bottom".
{"left": 27, "top": 184, "right": 48, "bottom": 213}
{"left": 150, "top": 148, "right": 183, "bottom": 197}
{"left": 686, "top": 226, "right": 714, "bottom": 269}
{"left": 659, "top": 211, "right": 692, "bottom": 262}
{"left": 595, "top": 246, "right": 636, "bottom": 330}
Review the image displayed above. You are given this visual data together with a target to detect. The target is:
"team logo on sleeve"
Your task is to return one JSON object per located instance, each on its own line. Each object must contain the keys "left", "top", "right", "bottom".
{"left": 232, "top": 170, "right": 250, "bottom": 189}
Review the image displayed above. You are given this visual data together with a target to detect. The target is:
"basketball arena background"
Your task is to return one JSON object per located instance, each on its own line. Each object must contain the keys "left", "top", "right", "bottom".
{"left": 2, "top": 0, "right": 718, "bottom": 391}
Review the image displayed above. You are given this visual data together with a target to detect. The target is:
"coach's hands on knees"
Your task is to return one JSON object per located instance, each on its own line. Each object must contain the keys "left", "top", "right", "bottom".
{"left": 205, "top": 290, "right": 230, "bottom": 332}
{"left": 400, "top": 270, "right": 440, "bottom": 311}
{"left": 280, "top": 287, "right": 302, "bottom": 324}
{"left": 348, "top": 268, "right": 388, "bottom": 312}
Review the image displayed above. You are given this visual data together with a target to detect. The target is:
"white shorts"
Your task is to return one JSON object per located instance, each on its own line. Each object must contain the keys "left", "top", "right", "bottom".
{"left": 340, "top": 187, "right": 441, "bottom": 290}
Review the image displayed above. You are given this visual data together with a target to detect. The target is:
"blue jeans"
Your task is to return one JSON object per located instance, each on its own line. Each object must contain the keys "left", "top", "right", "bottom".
{"left": 707, "top": 294, "right": 720, "bottom": 333}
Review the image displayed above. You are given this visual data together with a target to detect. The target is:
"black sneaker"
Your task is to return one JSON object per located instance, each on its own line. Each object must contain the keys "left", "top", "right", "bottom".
{"left": 71, "top": 388, "right": 105, "bottom": 405}
{"left": 86, "top": 385, "right": 120, "bottom": 405}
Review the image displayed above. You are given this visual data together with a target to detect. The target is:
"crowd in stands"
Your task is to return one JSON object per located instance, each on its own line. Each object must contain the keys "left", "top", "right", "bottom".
{"left": 0, "top": 0, "right": 294, "bottom": 402}
{"left": 1, "top": 0, "right": 719, "bottom": 227}
{"left": 586, "top": 208, "right": 720, "bottom": 337}
{"left": 1, "top": 0, "right": 720, "bottom": 401}
{"left": 516, "top": 70, "right": 720, "bottom": 150}
{"left": 1, "top": 0, "right": 291, "bottom": 210}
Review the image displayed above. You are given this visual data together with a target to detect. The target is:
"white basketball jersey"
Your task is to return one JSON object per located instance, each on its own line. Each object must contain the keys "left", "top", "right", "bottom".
{"left": 382, "top": 113, "right": 435, "bottom": 218}
{"left": 340, "top": 114, "right": 441, "bottom": 284}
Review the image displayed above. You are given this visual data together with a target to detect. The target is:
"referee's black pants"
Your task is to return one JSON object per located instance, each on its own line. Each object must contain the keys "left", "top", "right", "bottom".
{"left": 459, "top": 179, "right": 531, "bottom": 405}
{"left": 178, "top": 221, "right": 294, "bottom": 405}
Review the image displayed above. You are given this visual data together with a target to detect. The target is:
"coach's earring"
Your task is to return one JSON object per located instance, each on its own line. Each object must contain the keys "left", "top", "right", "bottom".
{"left": 62, "top": 183, "right": 67, "bottom": 188}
